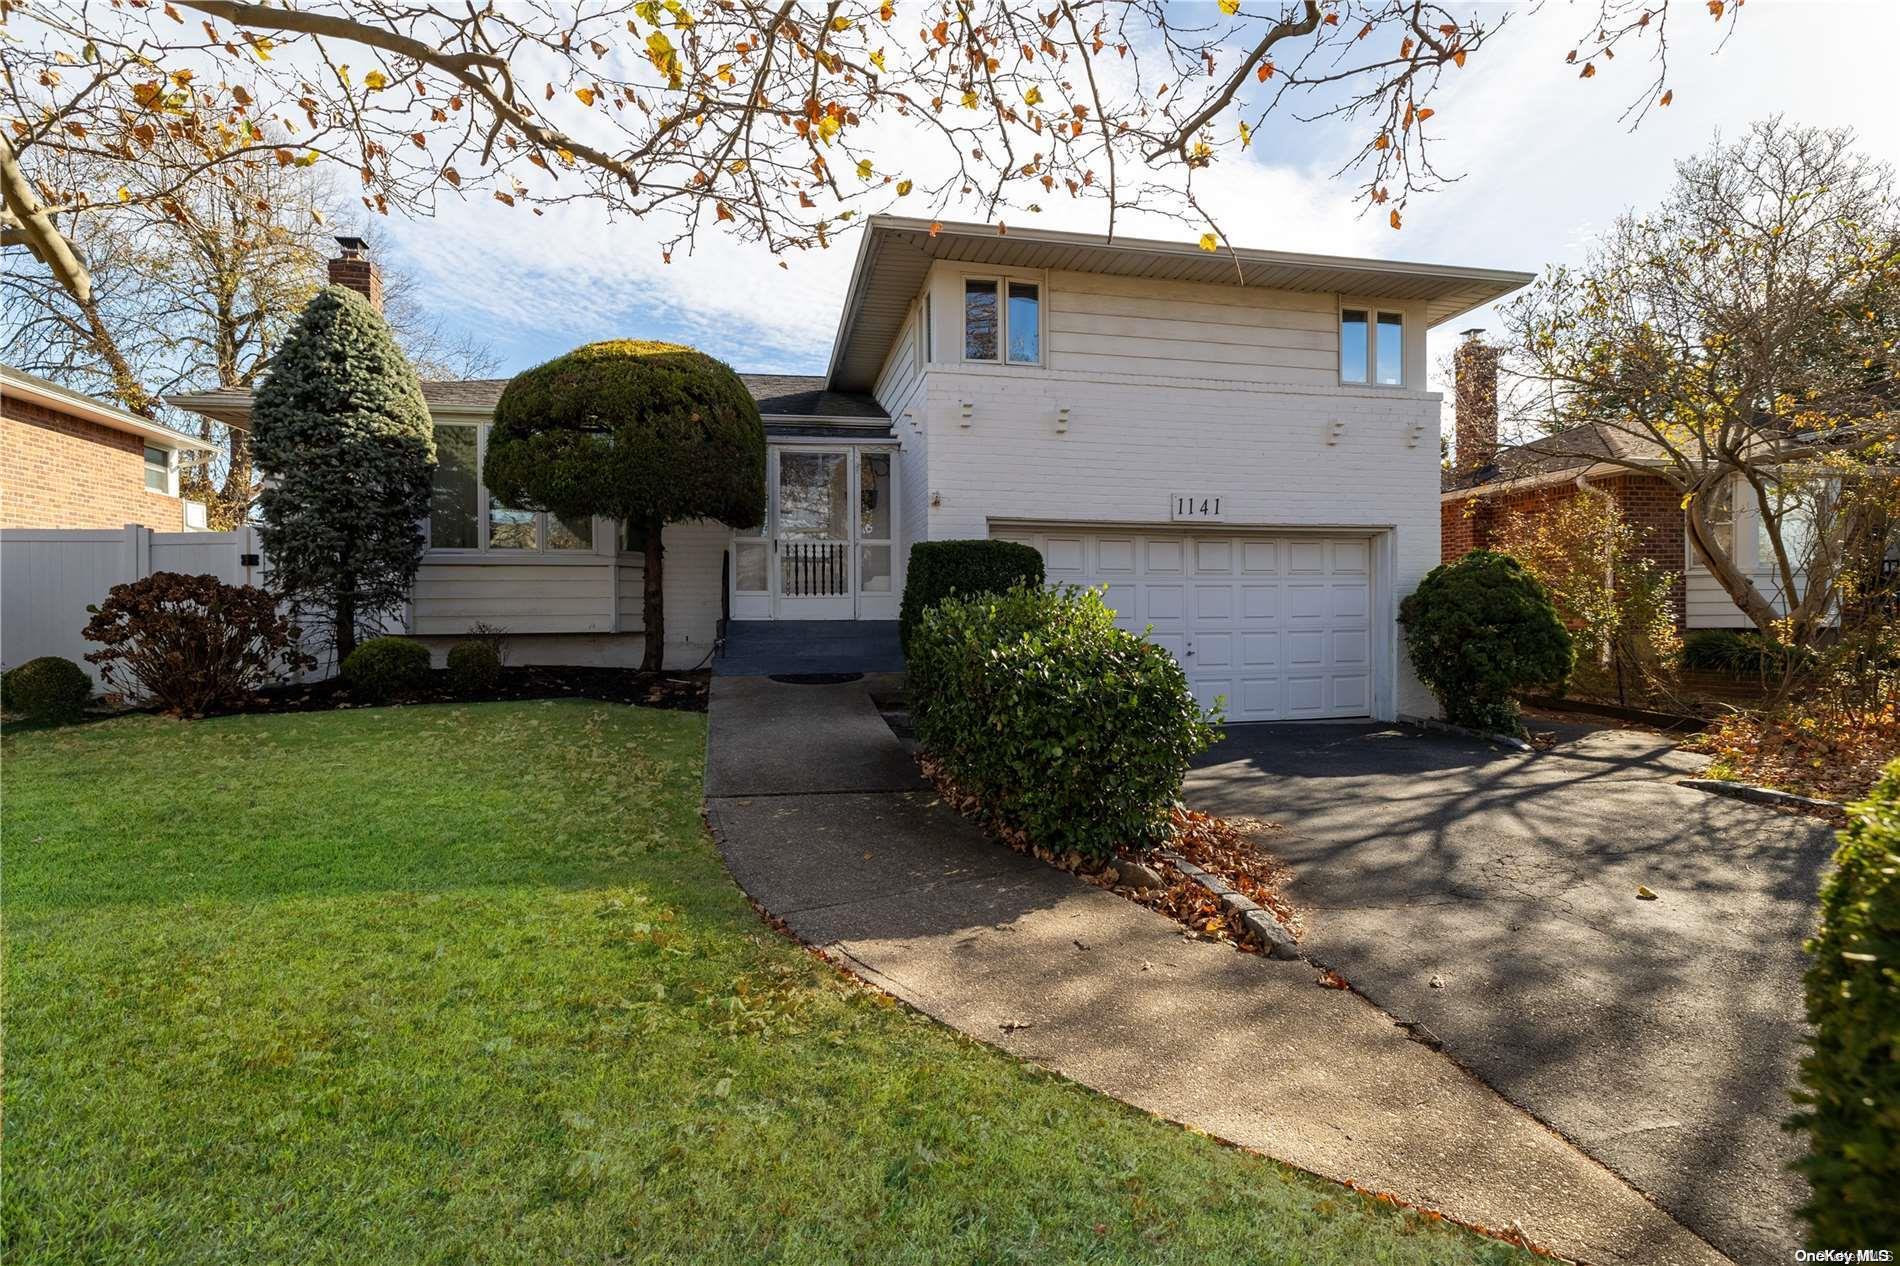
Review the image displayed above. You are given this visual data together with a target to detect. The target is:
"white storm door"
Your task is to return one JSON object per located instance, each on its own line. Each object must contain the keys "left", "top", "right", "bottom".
{"left": 774, "top": 449, "right": 855, "bottom": 618}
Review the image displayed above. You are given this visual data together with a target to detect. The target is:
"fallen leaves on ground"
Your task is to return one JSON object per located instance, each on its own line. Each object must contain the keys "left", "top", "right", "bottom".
{"left": 1684, "top": 698, "right": 1897, "bottom": 802}
{"left": 917, "top": 758, "right": 1300, "bottom": 954}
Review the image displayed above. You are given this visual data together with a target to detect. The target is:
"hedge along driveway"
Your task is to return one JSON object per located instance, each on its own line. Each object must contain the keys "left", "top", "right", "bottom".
{"left": 3, "top": 701, "right": 1527, "bottom": 1265}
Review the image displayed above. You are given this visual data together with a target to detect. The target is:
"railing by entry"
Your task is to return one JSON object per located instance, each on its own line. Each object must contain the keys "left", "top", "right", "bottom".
{"left": 781, "top": 541, "right": 850, "bottom": 596}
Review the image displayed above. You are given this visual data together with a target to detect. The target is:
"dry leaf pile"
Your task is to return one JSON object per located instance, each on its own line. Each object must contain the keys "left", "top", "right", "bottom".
{"left": 918, "top": 756, "right": 1299, "bottom": 954}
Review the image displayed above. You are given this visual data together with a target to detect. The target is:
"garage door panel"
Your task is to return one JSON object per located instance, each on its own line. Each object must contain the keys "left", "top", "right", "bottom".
{"left": 1193, "top": 584, "right": 1234, "bottom": 622}
{"left": 1097, "top": 536, "right": 1138, "bottom": 573}
{"left": 1331, "top": 583, "right": 1370, "bottom": 620}
{"left": 1001, "top": 529, "right": 1377, "bottom": 722}
{"left": 1195, "top": 632, "right": 1233, "bottom": 668}
{"left": 1240, "top": 583, "right": 1279, "bottom": 621}
{"left": 1194, "top": 539, "right": 1234, "bottom": 574}
{"left": 1240, "top": 540, "right": 1280, "bottom": 574}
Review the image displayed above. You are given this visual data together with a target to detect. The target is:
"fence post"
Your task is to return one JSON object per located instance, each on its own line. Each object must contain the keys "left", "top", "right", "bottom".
{"left": 121, "top": 523, "right": 152, "bottom": 584}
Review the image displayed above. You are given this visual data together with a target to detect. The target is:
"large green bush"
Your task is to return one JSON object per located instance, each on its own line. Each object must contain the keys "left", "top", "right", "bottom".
{"left": 486, "top": 340, "right": 765, "bottom": 671}
{"left": 1681, "top": 628, "right": 1811, "bottom": 677}
{"left": 1790, "top": 759, "right": 1900, "bottom": 1247}
{"left": 1399, "top": 550, "right": 1573, "bottom": 734}
{"left": 3, "top": 656, "right": 92, "bottom": 722}
{"left": 909, "top": 584, "right": 1221, "bottom": 860}
{"left": 899, "top": 539, "right": 1045, "bottom": 655}
{"left": 340, "top": 636, "right": 433, "bottom": 702}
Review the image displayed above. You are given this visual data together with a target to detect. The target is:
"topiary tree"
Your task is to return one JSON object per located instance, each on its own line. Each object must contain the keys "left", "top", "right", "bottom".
{"left": 1790, "top": 759, "right": 1900, "bottom": 1248}
{"left": 485, "top": 340, "right": 765, "bottom": 672}
{"left": 1399, "top": 550, "right": 1574, "bottom": 734}
{"left": 899, "top": 539, "right": 1046, "bottom": 656}
{"left": 252, "top": 285, "right": 435, "bottom": 663}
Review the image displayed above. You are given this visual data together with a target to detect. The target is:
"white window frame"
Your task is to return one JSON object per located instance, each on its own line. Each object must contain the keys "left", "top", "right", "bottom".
{"left": 1339, "top": 303, "right": 1405, "bottom": 389}
{"left": 961, "top": 276, "right": 1003, "bottom": 364}
{"left": 143, "top": 444, "right": 178, "bottom": 496}
{"left": 426, "top": 420, "right": 602, "bottom": 555}
{"left": 957, "top": 273, "right": 1044, "bottom": 368}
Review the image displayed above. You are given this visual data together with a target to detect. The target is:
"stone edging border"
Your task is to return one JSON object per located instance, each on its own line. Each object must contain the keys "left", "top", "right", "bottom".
{"left": 1677, "top": 778, "right": 1846, "bottom": 814}
{"left": 1397, "top": 714, "right": 1534, "bottom": 754}
{"left": 1156, "top": 848, "right": 1302, "bottom": 961}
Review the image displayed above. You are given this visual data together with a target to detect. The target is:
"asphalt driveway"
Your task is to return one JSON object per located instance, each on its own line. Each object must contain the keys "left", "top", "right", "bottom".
{"left": 1186, "top": 720, "right": 1839, "bottom": 1266}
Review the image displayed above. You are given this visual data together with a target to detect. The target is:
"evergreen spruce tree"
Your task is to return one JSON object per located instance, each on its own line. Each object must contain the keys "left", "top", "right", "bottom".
{"left": 252, "top": 286, "right": 435, "bottom": 662}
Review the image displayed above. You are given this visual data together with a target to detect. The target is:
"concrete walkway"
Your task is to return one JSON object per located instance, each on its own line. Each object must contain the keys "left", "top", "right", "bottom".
{"left": 704, "top": 676, "right": 1731, "bottom": 1266}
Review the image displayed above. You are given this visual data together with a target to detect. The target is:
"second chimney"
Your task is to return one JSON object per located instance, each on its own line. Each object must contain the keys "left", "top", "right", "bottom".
{"left": 1453, "top": 328, "right": 1498, "bottom": 476}
{"left": 327, "top": 235, "right": 383, "bottom": 312}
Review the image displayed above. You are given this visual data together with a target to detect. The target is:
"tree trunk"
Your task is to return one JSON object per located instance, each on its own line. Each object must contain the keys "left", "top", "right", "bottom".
{"left": 1684, "top": 493, "right": 1783, "bottom": 636}
{"left": 641, "top": 515, "right": 665, "bottom": 674}
{"left": 334, "top": 580, "right": 357, "bottom": 664}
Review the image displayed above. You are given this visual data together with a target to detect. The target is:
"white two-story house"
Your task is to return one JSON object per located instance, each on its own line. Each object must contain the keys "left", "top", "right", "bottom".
{"left": 176, "top": 219, "right": 1530, "bottom": 721}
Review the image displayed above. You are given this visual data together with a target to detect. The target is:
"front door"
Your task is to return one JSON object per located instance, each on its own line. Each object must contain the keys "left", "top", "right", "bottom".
{"left": 774, "top": 449, "right": 855, "bottom": 618}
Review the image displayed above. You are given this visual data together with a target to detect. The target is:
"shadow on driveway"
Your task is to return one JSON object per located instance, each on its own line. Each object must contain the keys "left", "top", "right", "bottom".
{"left": 1187, "top": 721, "right": 1836, "bottom": 1266}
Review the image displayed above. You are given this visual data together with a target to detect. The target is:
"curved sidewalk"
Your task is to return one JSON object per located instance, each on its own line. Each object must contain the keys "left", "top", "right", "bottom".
{"left": 704, "top": 675, "right": 1731, "bottom": 1266}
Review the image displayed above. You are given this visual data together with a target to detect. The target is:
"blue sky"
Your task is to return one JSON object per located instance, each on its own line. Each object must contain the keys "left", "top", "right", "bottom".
{"left": 371, "top": 1, "right": 1898, "bottom": 393}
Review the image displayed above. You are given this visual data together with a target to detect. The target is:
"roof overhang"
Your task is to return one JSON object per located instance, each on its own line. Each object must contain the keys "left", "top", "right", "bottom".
{"left": 1441, "top": 460, "right": 1645, "bottom": 500}
{"left": 3, "top": 368, "right": 216, "bottom": 451}
{"left": 825, "top": 216, "right": 1536, "bottom": 393}
{"left": 166, "top": 387, "right": 257, "bottom": 430}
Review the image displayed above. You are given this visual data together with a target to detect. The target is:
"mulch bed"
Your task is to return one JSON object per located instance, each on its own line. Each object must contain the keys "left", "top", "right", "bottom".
{"left": 917, "top": 754, "right": 1300, "bottom": 955}
{"left": 75, "top": 667, "right": 711, "bottom": 722}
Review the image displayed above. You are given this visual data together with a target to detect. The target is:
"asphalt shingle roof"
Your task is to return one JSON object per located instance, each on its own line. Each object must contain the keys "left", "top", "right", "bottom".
{"left": 416, "top": 373, "right": 886, "bottom": 420}
{"left": 1443, "top": 422, "right": 1668, "bottom": 493}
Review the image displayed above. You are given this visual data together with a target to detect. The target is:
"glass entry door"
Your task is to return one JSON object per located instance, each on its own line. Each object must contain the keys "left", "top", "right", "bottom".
{"left": 774, "top": 450, "right": 855, "bottom": 618}
{"left": 730, "top": 447, "right": 901, "bottom": 621}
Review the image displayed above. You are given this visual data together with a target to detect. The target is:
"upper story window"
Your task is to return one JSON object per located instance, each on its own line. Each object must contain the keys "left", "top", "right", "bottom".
{"left": 963, "top": 277, "right": 1041, "bottom": 365}
{"left": 1340, "top": 308, "right": 1404, "bottom": 386}
{"left": 429, "top": 421, "right": 595, "bottom": 553}
{"left": 143, "top": 444, "right": 173, "bottom": 494}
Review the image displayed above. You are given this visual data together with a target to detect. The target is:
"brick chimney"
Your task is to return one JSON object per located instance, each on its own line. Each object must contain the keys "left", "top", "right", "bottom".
{"left": 1453, "top": 328, "right": 1498, "bottom": 475}
{"left": 327, "top": 235, "right": 383, "bottom": 312}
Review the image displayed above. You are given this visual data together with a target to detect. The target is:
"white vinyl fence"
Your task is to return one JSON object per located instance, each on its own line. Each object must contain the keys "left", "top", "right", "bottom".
{"left": 2, "top": 524, "right": 260, "bottom": 682}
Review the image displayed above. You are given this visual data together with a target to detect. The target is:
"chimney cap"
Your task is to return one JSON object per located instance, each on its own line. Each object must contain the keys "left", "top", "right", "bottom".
{"left": 1458, "top": 326, "right": 1486, "bottom": 340}
{"left": 333, "top": 234, "right": 370, "bottom": 257}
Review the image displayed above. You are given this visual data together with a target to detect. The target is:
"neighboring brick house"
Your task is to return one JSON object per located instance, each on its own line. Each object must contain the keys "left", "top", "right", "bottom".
{"left": 2, "top": 366, "right": 214, "bottom": 531}
{"left": 1437, "top": 332, "right": 1836, "bottom": 629}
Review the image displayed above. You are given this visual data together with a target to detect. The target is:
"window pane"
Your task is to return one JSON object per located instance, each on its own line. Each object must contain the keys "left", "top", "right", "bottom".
{"left": 1340, "top": 310, "right": 1368, "bottom": 383}
{"left": 861, "top": 544, "right": 892, "bottom": 592}
{"left": 488, "top": 501, "right": 537, "bottom": 550}
{"left": 429, "top": 424, "right": 479, "bottom": 548}
{"left": 624, "top": 518, "right": 649, "bottom": 553}
{"left": 964, "top": 279, "right": 998, "bottom": 360}
{"left": 1376, "top": 312, "right": 1403, "bottom": 386}
{"left": 1006, "top": 282, "right": 1040, "bottom": 363}
{"left": 860, "top": 452, "right": 892, "bottom": 539}
{"left": 1706, "top": 479, "right": 1735, "bottom": 558}
{"left": 778, "top": 451, "right": 847, "bottom": 540}
{"left": 549, "top": 513, "right": 593, "bottom": 551}
{"left": 143, "top": 445, "right": 169, "bottom": 493}
{"left": 734, "top": 541, "right": 768, "bottom": 592}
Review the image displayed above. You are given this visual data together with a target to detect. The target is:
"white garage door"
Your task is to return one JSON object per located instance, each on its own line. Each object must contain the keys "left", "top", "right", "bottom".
{"left": 997, "top": 530, "right": 1375, "bottom": 722}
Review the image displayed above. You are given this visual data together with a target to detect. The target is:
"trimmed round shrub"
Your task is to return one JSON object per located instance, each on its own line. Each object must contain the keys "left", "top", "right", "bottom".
{"left": 1400, "top": 550, "right": 1573, "bottom": 734}
{"left": 340, "top": 636, "right": 433, "bottom": 701}
{"left": 446, "top": 641, "right": 502, "bottom": 695}
{"left": 1789, "top": 759, "right": 1900, "bottom": 1247}
{"left": 486, "top": 339, "right": 766, "bottom": 672}
{"left": 4, "top": 656, "right": 92, "bottom": 722}
{"left": 899, "top": 539, "right": 1046, "bottom": 655}
{"left": 81, "top": 571, "right": 315, "bottom": 715}
{"left": 909, "top": 584, "right": 1221, "bottom": 860}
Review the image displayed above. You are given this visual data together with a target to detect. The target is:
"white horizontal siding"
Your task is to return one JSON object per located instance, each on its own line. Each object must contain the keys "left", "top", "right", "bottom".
{"left": 412, "top": 561, "right": 613, "bottom": 634}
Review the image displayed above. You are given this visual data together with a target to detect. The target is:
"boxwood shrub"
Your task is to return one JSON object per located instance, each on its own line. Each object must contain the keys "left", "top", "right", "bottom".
{"left": 340, "top": 636, "right": 433, "bottom": 702}
{"left": 899, "top": 539, "right": 1045, "bottom": 655}
{"left": 1399, "top": 550, "right": 1573, "bottom": 734}
{"left": 1789, "top": 759, "right": 1900, "bottom": 1247}
{"left": 446, "top": 640, "right": 502, "bottom": 694}
{"left": 909, "top": 584, "right": 1221, "bottom": 860}
{"left": 2, "top": 656, "right": 91, "bottom": 722}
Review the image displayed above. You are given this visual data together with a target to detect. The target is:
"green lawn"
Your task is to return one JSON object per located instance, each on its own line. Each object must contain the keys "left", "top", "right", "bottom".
{"left": 3, "top": 701, "right": 1528, "bottom": 1264}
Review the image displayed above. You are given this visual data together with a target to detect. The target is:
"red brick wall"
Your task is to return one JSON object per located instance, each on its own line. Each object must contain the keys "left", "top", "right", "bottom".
{"left": 1, "top": 395, "right": 186, "bottom": 530}
{"left": 1441, "top": 472, "right": 1687, "bottom": 623}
